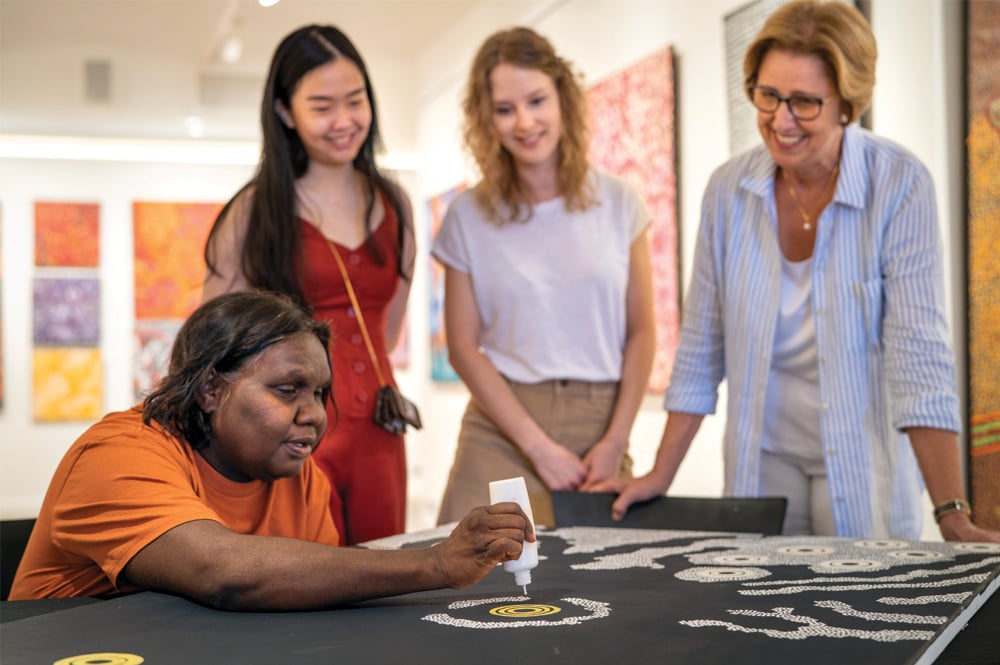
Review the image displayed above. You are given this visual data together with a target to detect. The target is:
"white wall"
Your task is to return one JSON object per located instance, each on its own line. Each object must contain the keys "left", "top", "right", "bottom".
{"left": 0, "top": 0, "right": 963, "bottom": 542}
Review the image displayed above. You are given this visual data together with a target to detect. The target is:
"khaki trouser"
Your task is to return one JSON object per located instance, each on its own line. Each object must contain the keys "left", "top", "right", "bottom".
{"left": 436, "top": 378, "right": 630, "bottom": 527}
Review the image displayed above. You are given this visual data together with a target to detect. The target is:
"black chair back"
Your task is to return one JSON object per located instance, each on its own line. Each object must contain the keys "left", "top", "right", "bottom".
{"left": 1, "top": 518, "right": 37, "bottom": 600}
{"left": 552, "top": 491, "right": 787, "bottom": 535}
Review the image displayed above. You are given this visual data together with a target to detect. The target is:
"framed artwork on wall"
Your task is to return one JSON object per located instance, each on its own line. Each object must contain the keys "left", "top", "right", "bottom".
{"left": 724, "top": 0, "right": 787, "bottom": 157}
{"left": 0, "top": 211, "right": 4, "bottom": 410}
{"left": 389, "top": 317, "right": 410, "bottom": 370}
{"left": 33, "top": 347, "right": 103, "bottom": 422}
{"left": 132, "top": 201, "right": 222, "bottom": 401}
{"left": 965, "top": 0, "right": 1000, "bottom": 530}
{"left": 33, "top": 277, "right": 101, "bottom": 346}
{"left": 34, "top": 201, "right": 100, "bottom": 267}
{"left": 427, "top": 184, "right": 466, "bottom": 383}
{"left": 32, "top": 201, "right": 103, "bottom": 421}
{"left": 587, "top": 45, "right": 679, "bottom": 394}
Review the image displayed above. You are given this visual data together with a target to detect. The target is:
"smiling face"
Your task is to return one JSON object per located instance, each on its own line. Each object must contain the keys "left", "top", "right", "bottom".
{"left": 198, "top": 332, "right": 332, "bottom": 483}
{"left": 278, "top": 58, "right": 371, "bottom": 169}
{"left": 755, "top": 48, "right": 845, "bottom": 177}
{"left": 489, "top": 63, "right": 562, "bottom": 174}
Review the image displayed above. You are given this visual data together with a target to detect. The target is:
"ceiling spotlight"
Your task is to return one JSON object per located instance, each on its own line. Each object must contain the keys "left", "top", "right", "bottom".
{"left": 220, "top": 33, "right": 243, "bottom": 64}
{"left": 218, "top": 16, "right": 244, "bottom": 64}
{"left": 258, "top": 0, "right": 280, "bottom": 7}
{"left": 184, "top": 116, "right": 206, "bottom": 138}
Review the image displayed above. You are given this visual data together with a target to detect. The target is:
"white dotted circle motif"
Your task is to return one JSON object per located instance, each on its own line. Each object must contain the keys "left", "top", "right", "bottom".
{"left": 953, "top": 542, "right": 1000, "bottom": 553}
{"left": 776, "top": 545, "right": 836, "bottom": 556}
{"left": 422, "top": 596, "right": 609, "bottom": 629}
{"left": 711, "top": 554, "right": 770, "bottom": 566}
{"left": 887, "top": 550, "right": 946, "bottom": 562}
{"left": 675, "top": 567, "right": 771, "bottom": 583}
{"left": 812, "top": 559, "right": 888, "bottom": 573}
{"left": 853, "top": 540, "right": 909, "bottom": 550}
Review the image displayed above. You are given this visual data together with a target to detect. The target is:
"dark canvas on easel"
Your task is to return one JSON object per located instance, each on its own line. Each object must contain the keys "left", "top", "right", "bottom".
{"left": 966, "top": 0, "right": 1000, "bottom": 530}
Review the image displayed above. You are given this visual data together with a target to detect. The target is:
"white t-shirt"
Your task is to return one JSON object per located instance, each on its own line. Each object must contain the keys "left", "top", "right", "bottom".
{"left": 432, "top": 170, "right": 651, "bottom": 383}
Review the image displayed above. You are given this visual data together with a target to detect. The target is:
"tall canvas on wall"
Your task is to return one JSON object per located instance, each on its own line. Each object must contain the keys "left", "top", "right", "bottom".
{"left": 0, "top": 211, "right": 4, "bottom": 410}
{"left": 427, "top": 185, "right": 466, "bottom": 383}
{"left": 133, "top": 201, "right": 221, "bottom": 401}
{"left": 724, "top": 0, "right": 787, "bottom": 157}
{"left": 966, "top": 0, "right": 1000, "bottom": 530}
{"left": 587, "top": 46, "right": 679, "bottom": 393}
{"left": 389, "top": 319, "right": 410, "bottom": 370}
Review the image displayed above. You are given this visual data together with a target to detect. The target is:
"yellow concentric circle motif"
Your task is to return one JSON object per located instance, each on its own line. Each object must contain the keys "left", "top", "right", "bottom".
{"left": 489, "top": 603, "right": 561, "bottom": 618}
{"left": 54, "top": 653, "right": 145, "bottom": 665}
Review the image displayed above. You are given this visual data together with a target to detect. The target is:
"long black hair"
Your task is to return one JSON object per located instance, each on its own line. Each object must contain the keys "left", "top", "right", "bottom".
{"left": 143, "top": 291, "right": 332, "bottom": 450}
{"left": 204, "top": 25, "right": 412, "bottom": 305}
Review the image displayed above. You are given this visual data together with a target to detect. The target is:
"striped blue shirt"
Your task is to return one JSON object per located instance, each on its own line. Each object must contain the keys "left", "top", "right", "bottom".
{"left": 665, "top": 125, "right": 961, "bottom": 539}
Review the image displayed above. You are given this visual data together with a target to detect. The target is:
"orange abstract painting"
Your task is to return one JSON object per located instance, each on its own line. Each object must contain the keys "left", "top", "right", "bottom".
{"left": 33, "top": 347, "right": 103, "bottom": 421}
{"left": 34, "top": 202, "right": 100, "bottom": 267}
{"left": 133, "top": 201, "right": 222, "bottom": 320}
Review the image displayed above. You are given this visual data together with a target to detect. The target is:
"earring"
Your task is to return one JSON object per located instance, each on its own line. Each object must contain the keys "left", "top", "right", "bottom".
{"left": 840, "top": 114, "right": 849, "bottom": 124}
{"left": 274, "top": 101, "right": 294, "bottom": 129}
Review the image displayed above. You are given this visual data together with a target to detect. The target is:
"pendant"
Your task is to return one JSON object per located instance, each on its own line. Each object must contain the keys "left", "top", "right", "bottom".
{"left": 803, "top": 222, "right": 812, "bottom": 231}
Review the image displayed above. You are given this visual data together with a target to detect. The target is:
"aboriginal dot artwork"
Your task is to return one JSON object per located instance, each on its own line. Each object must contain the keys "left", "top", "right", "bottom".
{"left": 6, "top": 526, "right": 997, "bottom": 665}
{"left": 53, "top": 654, "right": 144, "bottom": 665}
{"left": 393, "top": 525, "right": 1000, "bottom": 656}
{"left": 489, "top": 603, "right": 561, "bottom": 617}
{"left": 423, "top": 596, "right": 609, "bottom": 629}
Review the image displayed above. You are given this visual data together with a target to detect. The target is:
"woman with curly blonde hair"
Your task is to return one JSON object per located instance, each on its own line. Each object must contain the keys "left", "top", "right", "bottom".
{"left": 433, "top": 26, "right": 656, "bottom": 527}
{"left": 462, "top": 27, "right": 594, "bottom": 222}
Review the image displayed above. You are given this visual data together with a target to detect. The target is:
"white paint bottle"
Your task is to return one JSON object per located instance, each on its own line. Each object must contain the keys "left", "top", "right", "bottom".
{"left": 489, "top": 476, "right": 539, "bottom": 595}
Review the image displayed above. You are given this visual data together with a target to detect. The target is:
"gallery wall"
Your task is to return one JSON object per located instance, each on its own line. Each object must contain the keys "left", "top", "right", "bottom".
{"left": 0, "top": 0, "right": 963, "bottom": 541}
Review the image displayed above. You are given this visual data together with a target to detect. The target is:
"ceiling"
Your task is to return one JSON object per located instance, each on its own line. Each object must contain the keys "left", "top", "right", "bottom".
{"left": 0, "top": 0, "right": 503, "bottom": 142}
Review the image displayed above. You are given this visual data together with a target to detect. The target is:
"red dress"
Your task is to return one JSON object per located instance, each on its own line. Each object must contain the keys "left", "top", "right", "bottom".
{"left": 300, "top": 195, "right": 406, "bottom": 545}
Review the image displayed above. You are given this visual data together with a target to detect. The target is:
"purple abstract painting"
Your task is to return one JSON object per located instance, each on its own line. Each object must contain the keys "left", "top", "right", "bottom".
{"left": 33, "top": 277, "right": 101, "bottom": 346}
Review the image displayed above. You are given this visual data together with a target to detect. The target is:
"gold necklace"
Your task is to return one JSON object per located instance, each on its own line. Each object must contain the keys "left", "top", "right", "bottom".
{"left": 782, "top": 162, "right": 839, "bottom": 231}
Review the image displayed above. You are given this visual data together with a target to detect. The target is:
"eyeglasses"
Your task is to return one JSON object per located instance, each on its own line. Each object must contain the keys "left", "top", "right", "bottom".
{"left": 748, "top": 85, "right": 829, "bottom": 121}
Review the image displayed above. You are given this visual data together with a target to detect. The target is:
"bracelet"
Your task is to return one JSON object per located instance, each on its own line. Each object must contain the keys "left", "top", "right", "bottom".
{"left": 932, "top": 498, "right": 971, "bottom": 523}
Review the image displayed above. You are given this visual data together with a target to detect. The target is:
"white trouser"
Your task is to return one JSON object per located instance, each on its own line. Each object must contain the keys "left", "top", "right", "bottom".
{"left": 759, "top": 449, "right": 836, "bottom": 536}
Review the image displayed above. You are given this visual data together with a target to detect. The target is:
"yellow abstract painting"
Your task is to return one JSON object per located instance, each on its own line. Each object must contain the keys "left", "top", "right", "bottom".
{"left": 33, "top": 347, "right": 103, "bottom": 421}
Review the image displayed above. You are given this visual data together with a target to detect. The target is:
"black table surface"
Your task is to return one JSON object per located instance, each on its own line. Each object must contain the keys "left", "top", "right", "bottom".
{"left": 3, "top": 527, "right": 999, "bottom": 665}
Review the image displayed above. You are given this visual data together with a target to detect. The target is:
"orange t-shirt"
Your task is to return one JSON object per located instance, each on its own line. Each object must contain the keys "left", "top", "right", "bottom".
{"left": 10, "top": 407, "right": 339, "bottom": 600}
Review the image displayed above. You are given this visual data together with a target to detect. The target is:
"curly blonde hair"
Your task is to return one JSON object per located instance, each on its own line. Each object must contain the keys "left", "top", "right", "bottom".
{"left": 744, "top": 0, "right": 877, "bottom": 124}
{"left": 463, "top": 27, "right": 595, "bottom": 223}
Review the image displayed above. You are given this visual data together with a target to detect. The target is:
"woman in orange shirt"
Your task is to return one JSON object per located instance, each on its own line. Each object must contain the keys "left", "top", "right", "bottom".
{"left": 11, "top": 291, "right": 532, "bottom": 609}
